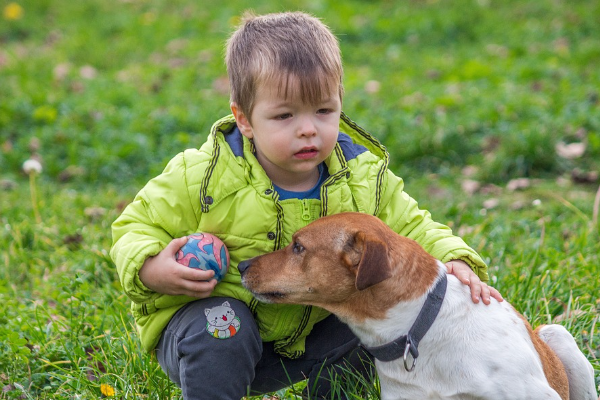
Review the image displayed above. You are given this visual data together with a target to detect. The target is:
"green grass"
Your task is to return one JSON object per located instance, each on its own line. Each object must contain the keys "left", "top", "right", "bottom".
{"left": 1, "top": 0, "right": 599, "bottom": 398}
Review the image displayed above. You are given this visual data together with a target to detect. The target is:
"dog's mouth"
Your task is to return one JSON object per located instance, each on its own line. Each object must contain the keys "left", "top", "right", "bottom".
{"left": 251, "top": 291, "right": 287, "bottom": 303}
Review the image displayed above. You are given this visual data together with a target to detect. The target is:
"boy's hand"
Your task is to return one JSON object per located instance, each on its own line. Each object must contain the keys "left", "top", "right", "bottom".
{"left": 139, "top": 237, "right": 218, "bottom": 298}
{"left": 445, "top": 260, "right": 503, "bottom": 305}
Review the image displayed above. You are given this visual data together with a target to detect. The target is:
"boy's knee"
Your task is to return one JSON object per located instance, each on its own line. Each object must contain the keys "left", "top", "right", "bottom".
{"left": 172, "top": 297, "right": 262, "bottom": 361}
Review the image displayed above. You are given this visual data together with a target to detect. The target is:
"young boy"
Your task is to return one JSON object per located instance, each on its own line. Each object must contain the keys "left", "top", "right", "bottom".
{"left": 111, "top": 11, "right": 501, "bottom": 399}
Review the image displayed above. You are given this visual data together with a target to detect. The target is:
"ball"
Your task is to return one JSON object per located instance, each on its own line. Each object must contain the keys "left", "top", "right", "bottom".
{"left": 175, "top": 233, "right": 230, "bottom": 282}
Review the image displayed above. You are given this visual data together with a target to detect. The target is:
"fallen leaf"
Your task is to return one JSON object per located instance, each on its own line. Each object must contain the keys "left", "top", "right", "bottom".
{"left": 480, "top": 184, "right": 502, "bottom": 196}
{"left": 461, "top": 165, "right": 478, "bottom": 177}
{"left": 555, "top": 141, "right": 585, "bottom": 159}
{"left": 212, "top": 76, "right": 230, "bottom": 96}
{"left": 80, "top": 65, "right": 97, "bottom": 80}
{"left": 364, "top": 80, "right": 380, "bottom": 94}
{"left": 461, "top": 179, "right": 480, "bottom": 195}
{"left": 510, "top": 200, "right": 526, "bottom": 210}
{"left": 571, "top": 169, "right": 598, "bottom": 184}
{"left": 507, "top": 178, "right": 530, "bottom": 191}
{"left": 58, "top": 165, "right": 85, "bottom": 181}
{"left": 553, "top": 309, "right": 584, "bottom": 323}
{"left": 483, "top": 198, "right": 499, "bottom": 210}
{"left": 0, "top": 179, "right": 16, "bottom": 191}
{"left": 457, "top": 225, "right": 475, "bottom": 237}
{"left": 63, "top": 233, "right": 83, "bottom": 247}
{"left": 53, "top": 63, "right": 71, "bottom": 80}
{"left": 84, "top": 207, "right": 107, "bottom": 219}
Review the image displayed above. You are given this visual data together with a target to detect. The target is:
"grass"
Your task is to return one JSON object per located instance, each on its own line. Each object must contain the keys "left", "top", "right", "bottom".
{"left": 1, "top": 0, "right": 599, "bottom": 398}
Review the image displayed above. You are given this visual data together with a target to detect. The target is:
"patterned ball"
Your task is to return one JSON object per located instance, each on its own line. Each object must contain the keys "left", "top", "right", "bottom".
{"left": 175, "top": 233, "right": 230, "bottom": 282}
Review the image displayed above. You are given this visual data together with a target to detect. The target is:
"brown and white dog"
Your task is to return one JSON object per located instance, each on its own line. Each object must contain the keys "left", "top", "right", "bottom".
{"left": 239, "top": 212, "right": 597, "bottom": 400}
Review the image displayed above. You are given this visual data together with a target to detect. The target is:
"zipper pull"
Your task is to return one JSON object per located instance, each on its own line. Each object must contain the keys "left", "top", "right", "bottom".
{"left": 302, "top": 200, "right": 311, "bottom": 221}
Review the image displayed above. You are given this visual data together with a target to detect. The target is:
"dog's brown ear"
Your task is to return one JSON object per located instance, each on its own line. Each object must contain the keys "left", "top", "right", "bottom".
{"left": 352, "top": 231, "right": 392, "bottom": 290}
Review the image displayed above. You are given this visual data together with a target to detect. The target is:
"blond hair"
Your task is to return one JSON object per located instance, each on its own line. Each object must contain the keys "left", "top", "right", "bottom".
{"left": 226, "top": 11, "right": 343, "bottom": 118}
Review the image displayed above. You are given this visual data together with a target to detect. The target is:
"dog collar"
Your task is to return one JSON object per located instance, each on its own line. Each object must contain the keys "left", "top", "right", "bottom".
{"left": 361, "top": 273, "right": 447, "bottom": 371}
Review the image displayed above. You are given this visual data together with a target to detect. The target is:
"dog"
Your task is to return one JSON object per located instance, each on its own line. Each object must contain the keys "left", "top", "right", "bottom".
{"left": 239, "top": 212, "right": 597, "bottom": 400}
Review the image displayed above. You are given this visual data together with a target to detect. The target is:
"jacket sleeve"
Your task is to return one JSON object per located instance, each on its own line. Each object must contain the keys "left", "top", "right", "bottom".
{"left": 110, "top": 152, "right": 200, "bottom": 303}
{"left": 378, "top": 170, "right": 489, "bottom": 281}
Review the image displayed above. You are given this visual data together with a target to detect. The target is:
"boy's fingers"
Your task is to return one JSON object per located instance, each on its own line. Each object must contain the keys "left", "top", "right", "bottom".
{"left": 178, "top": 264, "right": 215, "bottom": 281}
{"left": 183, "top": 278, "right": 218, "bottom": 298}
{"left": 480, "top": 285, "right": 491, "bottom": 305}
{"left": 470, "top": 276, "right": 482, "bottom": 303}
{"left": 489, "top": 286, "right": 504, "bottom": 302}
{"left": 166, "top": 236, "right": 188, "bottom": 255}
{"left": 446, "top": 262, "right": 471, "bottom": 284}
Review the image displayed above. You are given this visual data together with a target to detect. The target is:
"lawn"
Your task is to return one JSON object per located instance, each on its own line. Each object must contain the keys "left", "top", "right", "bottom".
{"left": 1, "top": 0, "right": 599, "bottom": 398}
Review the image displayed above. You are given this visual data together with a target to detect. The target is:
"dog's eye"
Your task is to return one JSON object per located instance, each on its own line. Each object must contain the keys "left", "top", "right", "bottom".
{"left": 292, "top": 241, "right": 304, "bottom": 254}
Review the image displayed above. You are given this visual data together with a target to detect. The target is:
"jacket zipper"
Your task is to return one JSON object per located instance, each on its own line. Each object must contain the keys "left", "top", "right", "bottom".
{"left": 301, "top": 199, "right": 311, "bottom": 222}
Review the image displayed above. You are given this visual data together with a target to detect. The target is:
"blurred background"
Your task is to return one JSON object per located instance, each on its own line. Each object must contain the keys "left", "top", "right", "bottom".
{"left": 2, "top": 0, "right": 599, "bottom": 185}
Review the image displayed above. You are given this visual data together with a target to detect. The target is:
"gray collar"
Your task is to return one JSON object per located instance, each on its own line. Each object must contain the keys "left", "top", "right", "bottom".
{"left": 361, "top": 273, "right": 447, "bottom": 371}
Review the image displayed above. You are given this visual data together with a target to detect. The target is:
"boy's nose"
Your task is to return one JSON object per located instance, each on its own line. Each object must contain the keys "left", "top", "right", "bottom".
{"left": 297, "top": 116, "right": 317, "bottom": 137}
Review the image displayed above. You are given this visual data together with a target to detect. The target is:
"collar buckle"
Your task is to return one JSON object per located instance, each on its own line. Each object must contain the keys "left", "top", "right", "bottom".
{"left": 403, "top": 337, "right": 417, "bottom": 372}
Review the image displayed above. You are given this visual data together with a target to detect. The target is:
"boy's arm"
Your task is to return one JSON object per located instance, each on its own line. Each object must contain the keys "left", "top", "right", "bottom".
{"left": 110, "top": 152, "right": 208, "bottom": 303}
{"left": 378, "top": 170, "right": 501, "bottom": 302}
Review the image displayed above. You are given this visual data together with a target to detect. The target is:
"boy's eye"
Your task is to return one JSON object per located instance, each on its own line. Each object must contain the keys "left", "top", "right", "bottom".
{"left": 275, "top": 113, "right": 292, "bottom": 120}
{"left": 292, "top": 241, "right": 305, "bottom": 254}
{"left": 317, "top": 108, "right": 331, "bottom": 115}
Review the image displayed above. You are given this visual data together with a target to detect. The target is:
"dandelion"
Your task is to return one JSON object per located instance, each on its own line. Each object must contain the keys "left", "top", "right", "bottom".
{"left": 100, "top": 383, "right": 116, "bottom": 397}
{"left": 3, "top": 2, "right": 23, "bottom": 20}
{"left": 23, "top": 158, "right": 42, "bottom": 224}
{"left": 22, "top": 159, "right": 42, "bottom": 175}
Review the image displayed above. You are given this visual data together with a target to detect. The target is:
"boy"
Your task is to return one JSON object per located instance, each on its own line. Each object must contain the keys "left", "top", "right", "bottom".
{"left": 111, "top": 11, "right": 501, "bottom": 399}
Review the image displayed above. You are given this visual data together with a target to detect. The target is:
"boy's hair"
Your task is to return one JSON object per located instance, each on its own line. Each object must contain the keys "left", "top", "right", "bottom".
{"left": 226, "top": 11, "right": 343, "bottom": 119}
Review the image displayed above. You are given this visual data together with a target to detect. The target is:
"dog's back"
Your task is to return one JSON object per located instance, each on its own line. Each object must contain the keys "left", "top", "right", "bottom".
{"left": 370, "top": 271, "right": 570, "bottom": 399}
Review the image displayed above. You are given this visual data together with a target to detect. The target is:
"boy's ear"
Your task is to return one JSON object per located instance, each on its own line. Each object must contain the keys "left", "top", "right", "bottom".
{"left": 230, "top": 102, "right": 254, "bottom": 139}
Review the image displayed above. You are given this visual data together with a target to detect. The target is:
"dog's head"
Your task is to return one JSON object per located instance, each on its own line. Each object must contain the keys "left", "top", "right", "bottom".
{"left": 239, "top": 212, "right": 436, "bottom": 318}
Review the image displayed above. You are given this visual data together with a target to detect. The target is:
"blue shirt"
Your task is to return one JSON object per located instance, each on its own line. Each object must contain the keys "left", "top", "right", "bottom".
{"left": 273, "top": 163, "right": 329, "bottom": 200}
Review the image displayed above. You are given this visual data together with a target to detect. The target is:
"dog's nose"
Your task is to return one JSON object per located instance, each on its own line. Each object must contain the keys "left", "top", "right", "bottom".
{"left": 237, "top": 259, "right": 252, "bottom": 275}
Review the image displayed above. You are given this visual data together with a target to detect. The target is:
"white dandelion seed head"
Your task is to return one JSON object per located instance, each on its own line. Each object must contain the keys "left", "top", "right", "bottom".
{"left": 22, "top": 159, "right": 43, "bottom": 174}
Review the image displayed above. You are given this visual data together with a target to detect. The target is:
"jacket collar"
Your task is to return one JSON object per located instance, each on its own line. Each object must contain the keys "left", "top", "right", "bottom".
{"left": 199, "top": 113, "right": 390, "bottom": 214}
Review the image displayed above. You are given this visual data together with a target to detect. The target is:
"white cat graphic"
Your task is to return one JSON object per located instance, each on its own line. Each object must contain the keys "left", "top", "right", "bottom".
{"left": 205, "top": 301, "right": 241, "bottom": 339}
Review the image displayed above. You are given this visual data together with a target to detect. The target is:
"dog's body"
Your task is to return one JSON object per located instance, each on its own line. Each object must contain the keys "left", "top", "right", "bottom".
{"left": 239, "top": 212, "right": 597, "bottom": 400}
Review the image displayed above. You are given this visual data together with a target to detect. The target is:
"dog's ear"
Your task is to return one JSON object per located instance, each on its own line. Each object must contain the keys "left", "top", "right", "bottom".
{"left": 348, "top": 231, "right": 392, "bottom": 290}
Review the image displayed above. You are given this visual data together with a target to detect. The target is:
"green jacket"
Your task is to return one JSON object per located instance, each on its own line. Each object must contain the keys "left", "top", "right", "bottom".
{"left": 110, "top": 113, "right": 488, "bottom": 357}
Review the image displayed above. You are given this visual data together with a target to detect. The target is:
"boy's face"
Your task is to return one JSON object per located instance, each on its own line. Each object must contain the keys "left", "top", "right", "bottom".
{"left": 232, "top": 78, "right": 341, "bottom": 191}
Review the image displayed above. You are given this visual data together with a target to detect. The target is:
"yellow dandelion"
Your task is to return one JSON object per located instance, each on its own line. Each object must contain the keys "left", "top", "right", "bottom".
{"left": 3, "top": 3, "right": 23, "bottom": 20}
{"left": 100, "top": 383, "right": 116, "bottom": 397}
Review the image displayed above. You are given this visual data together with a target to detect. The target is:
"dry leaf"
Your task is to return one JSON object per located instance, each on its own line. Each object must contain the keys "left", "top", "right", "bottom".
{"left": 483, "top": 198, "right": 499, "bottom": 210}
{"left": 80, "top": 65, "right": 97, "bottom": 80}
{"left": 507, "top": 178, "right": 530, "bottom": 191}
{"left": 571, "top": 169, "right": 598, "bottom": 184}
{"left": 553, "top": 309, "right": 584, "bottom": 323}
{"left": 461, "top": 165, "right": 478, "bottom": 177}
{"left": 461, "top": 179, "right": 481, "bottom": 195}
{"left": 53, "top": 63, "right": 71, "bottom": 80}
{"left": 212, "top": 76, "right": 230, "bottom": 96}
{"left": 84, "top": 207, "right": 107, "bottom": 219}
{"left": 555, "top": 141, "right": 586, "bottom": 159}
{"left": 364, "top": 80, "right": 380, "bottom": 94}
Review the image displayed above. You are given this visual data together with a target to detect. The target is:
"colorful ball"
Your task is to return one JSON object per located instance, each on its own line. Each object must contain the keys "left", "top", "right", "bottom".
{"left": 175, "top": 233, "right": 230, "bottom": 282}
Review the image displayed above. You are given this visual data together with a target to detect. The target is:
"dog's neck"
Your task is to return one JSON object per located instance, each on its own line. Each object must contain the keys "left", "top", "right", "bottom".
{"left": 348, "top": 265, "right": 446, "bottom": 348}
{"left": 323, "top": 240, "right": 444, "bottom": 347}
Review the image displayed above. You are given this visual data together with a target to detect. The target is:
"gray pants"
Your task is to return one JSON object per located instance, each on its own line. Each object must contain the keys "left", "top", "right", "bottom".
{"left": 156, "top": 297, "right": 373, "bottom": 399}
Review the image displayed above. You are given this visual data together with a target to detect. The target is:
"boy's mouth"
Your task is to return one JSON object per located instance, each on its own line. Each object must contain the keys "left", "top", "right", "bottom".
{"left": 294, "top": 147, "right": 318, "bottom": 159}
